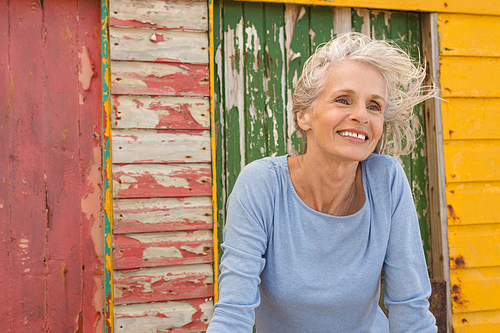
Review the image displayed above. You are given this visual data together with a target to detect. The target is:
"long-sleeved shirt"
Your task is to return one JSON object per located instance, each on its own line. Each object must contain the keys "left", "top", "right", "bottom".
{"left": 207, "top": 154, "right": 437, "bottom": 332}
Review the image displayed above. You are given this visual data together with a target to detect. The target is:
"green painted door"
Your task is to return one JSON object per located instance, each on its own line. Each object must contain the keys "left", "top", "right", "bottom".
{"left": 213, "top": 2, "right": 430, "bottom": 264}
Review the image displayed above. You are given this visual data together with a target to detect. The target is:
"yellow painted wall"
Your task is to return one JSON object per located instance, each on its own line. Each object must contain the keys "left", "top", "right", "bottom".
{"left": 439, "top": 12, "right": 500, "bottom": 332}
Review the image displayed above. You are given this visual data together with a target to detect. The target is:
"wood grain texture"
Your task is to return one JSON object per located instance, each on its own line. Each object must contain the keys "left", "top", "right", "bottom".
{"left": 452, "top": 309, "right": 500, "bottom": 332}
{"left": 443, "top": 140, "right": 500, "bottom": 183}
{"left": 438, "top": 13, "right": 500, "bottom": 57}
{"left": 110, "top": 0, "right": 208, "bottom": 32}
{"left": 111, "top": 61, "right": 209, "bottom": 97}
{"left": 113, "top": 197, "right": 212, "bottom": 234}
{"left": 448, "top": 224, "right": 500, "bottom": 269}
{"left": 442, "top": 98, "right": 500, "bottom": 141}
{"left": 446, "top": 182, "right": 500, "bottom": 226}
{"left": 113, "top": 230, "right": 213, "bottom": 269}
{"left": 112, "top": 163, "right": 212, "bottom": 198}
{"left": 450, "top": 267, "right": 500, "bottom": 314}
{"left": 112, "top": 129, "right": 211, "bottom": 164}
{"left": 114, "top": 263, "right": 213, "bottom": 304}
{"left": 441, "top": 56, "right": 500, "bottom": 98}
{"left": 110, "top": 27, "right": 208, "bottom": 64}
{"left": 112, "top": 95, "right": 210, "bottom": 129}
{"left": 114, "top": 298, "right": 213, "bottom": 332}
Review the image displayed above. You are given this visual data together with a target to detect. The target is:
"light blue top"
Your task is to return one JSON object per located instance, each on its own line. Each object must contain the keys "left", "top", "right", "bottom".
{"left": 208, "top": 154, "right": 437, "bottom": 333}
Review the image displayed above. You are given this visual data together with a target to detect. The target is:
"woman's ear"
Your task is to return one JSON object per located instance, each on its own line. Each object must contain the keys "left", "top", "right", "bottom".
{"left": 297, "top": 110, "right": 311, "bottom": 131}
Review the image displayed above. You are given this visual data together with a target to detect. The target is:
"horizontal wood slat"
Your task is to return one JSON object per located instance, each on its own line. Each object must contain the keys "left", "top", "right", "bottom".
{"left": 114, "top": 263, "right": 213, "bottom": 304}
{"left": 112, "top": 129, "right": 211, "bottom": 164}
{"left": 452, "top": 308, "right": 500, "bottom": 332}
{"left": 112, "top": 163, "right": 212, "bottom": 198}
{"left": 110, "top": 0, "right": 208, "bottom": 32}
{"left": 114, "top": 298, "right": 213, "bottom": 332}
{"left": 112, "top": 95, "right": 210, "bottom": 130}
{"left": 441, "top": 56, "right": 500, "bottom": 98}
{"left": 450, "top": 266, "right": 500, "bottom": 314}
{"left": 438, "top": 13, "right": 500, "bottom": 58}
{"left": 113, "top": 197, "right": 212, "bottom": 234}
{"left": 111, "top": 61, "right": 209, "bottom": 97}
{"left": 113, "top": 230, "right": 213, "bottom": 269}
{"left": 448, "top": 224, "right": 500, "bottom": 269}
{"left": 446, "top": 182, "right": 500, "bottom": 226}
{"left": 442, "top": 98, "right": 500, "bottom": 141}
{"left": 110, "top": 27, "right": 208, "bottom": 64}
{"left": 443, "top": 140, "right": 500, "bottom": 183}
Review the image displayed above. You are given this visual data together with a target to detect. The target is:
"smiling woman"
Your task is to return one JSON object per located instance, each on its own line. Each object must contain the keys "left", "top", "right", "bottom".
{"left": 208, "top": 32, "right": 437, "bottom": 332}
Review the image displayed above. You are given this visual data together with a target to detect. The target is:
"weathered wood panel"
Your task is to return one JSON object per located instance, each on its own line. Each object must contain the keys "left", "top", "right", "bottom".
{"left": 438, "top": 13, "right": 500, "bottom": 57}
{"left": 111, "top": 61, "right": 209, "bottom": 97}
{"left": 110, "top": 27, "right": 208, "bottom": 64}
{"left": 441, "top": 57, "right": 500, "bottom": 98}
{"left": 448, "top": 224, "right": 500, "bottom": 269}
{"left": 112, "top": 129, "right": 211, "bottom": 164}
{"left": 442, "top": 98, "right": 500, "bottom": 141}
{"left": 113, "top": 230, "right": 213, "bottom": 269}
{"left": 112, "top": 163, "right": 212, "bottom": 198}
{"left": 110, "top": 0, "right": 208, "bottom": 32}
{"left": 112, "top": 95, "right": 210, "bottom": 129}
{"left": 446, "top": 182, "right": 500, "bottom": 226}
{"left": 114, "top": 197, "right": 212, "bottom": 234}
{"left": 450, "top": 267, "right": 500, "bottom": 314}
{"left": 443, "top": 140, "right": 500, "bottom": 183}
{"left": 452, "top": 309, "right": 500, "bottom": 333}
{"left": 114, "top": 298, "right": 213, "bottom": 332}
{"left": 114, "top": 263, "right": 213, "bottom": 304}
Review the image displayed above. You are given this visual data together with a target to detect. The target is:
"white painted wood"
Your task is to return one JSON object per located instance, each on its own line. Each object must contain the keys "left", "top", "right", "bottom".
{"left": 110, "top": 0, "right": 208, "bottom": 32}
{"left": 114, "top": 298, "right": 213, "bottom": 333}
{"left": 111, "top": 129, "right": 211, "bottom": 164}
{"left": 110, "top": 27, "right": 208, "bottom": 64}
{"left": 333, "top": 7, "right": 352, "bottom": 35}
{"left": 112, "top": 95, "right": 210, "bottom": 129}
{"left": 354, "top": 8, "right": 371, "bottom": 36}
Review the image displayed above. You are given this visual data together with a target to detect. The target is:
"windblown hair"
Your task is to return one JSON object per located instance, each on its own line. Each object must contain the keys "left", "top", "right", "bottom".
{"left": 292, "top": 32, "right": 436, "bottom": 156}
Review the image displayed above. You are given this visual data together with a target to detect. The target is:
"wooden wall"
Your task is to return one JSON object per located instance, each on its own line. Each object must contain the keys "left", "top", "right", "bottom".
{"left": 108, "top": 0, "right": 214, "bottom": 331}
{"left": 438, "top": 13, "right": 500, "bottom": 332}
{"left": 0, "top": 0, "right": 104, "bottom": 331}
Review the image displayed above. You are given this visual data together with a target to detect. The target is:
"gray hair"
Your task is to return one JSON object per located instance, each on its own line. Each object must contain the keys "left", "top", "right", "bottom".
{"left": 292, "top": 32, "right": 435, "bottom": 156}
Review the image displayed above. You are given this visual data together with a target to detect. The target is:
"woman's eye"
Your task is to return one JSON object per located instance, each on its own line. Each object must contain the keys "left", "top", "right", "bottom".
{"left": 367, "top": 103, "right": 381, "bottom": 112}
{"left": 335, "top": 98, "right": 349, "bottom": 105}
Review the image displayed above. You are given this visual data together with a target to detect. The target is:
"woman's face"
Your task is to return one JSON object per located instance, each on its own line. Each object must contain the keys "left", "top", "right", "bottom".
{"left": 298, "top": 60, "right": 386, "bottom": 163}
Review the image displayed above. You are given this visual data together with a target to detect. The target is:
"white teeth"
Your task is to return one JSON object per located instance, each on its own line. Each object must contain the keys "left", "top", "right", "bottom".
{"left": 339, "top": 131, "right": 366, "bottom": 140}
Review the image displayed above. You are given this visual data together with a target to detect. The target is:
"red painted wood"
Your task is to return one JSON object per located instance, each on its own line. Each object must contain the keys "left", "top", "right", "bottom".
{"left": 112, "top": 62, "right": 209, "bottom": 97}
{"left": 0, "top": 0, "right": 11, "bottom": 329}
{"left": 114, "top": 266, "right": 213, "bottom": 304}
{"left": 8, "top": 1, "right": 47, "bottom": 331}
{"left": 113, "top": 164, "right": 212, "bottom": 198}
{"left": 109, "top": 17, "right": 207, "bottom": 32}
{"left": 113, "top": 233, "right": 214, "bottom": 270}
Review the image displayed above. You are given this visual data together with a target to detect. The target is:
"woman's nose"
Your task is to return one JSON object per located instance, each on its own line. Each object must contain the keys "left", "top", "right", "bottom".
{"left": 349, "top": 103, "right": 369, "bottom": 124}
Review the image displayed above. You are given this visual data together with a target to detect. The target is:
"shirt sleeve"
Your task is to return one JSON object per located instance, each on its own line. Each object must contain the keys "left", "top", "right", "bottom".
{"left": 207, "top": 160, "right": 276, "bottom": 333}
{"left": 382, "top": 158, "right": 437, "bottom": 332}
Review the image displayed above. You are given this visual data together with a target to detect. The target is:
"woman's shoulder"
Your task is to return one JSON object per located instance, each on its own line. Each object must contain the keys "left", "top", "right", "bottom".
{"left": 363, "top": 153, "right": 404, "bottom": 175}
{"left": 237, "top": 155, "right": 288, "bottom": 181}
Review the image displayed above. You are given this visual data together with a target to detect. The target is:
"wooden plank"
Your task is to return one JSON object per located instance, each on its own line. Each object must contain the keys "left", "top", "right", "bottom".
{"left": 112, "top": 129, "right": 211, "bottom": 164}
{"left": 113, "top": 230, "right": 213, "bottom": 269}
{"left": 111, "top": 61, "right": 209, "bottom": 97}
{"left": 446, "top": 181, "right": 500, "bottom": 226}
{"left": 113, "top": 197, "right": 212, "bottom": 234}
{"left": 233, "top": 0, "right": 500, "bottom": 16}
{"left": 448, "top": 224, "right": 500, "bottom": 269}
{"left": 309, "top": 6, "right": 333, "bottom": 51}
{"left": 110, "top": 0, "right": 208, "bottom": 32}
{"left": 442, "top": 98, "right": 500, "bottom": 141}
{"left": 114, "top": 298, "right": 213, "bottom": 333}
{"left": 438, "top": 13, "right": 500, "bottom": 57}
{"left": 450, "top": 266, "right": 500, "bottom": 314}
{"left": 112, "top": 95, "right": 210, "bottom": 130}
{"left": 452, "top": 309, "right": 500, "bottom": 332}
{"left": 110, "top": 27, "right": 208, "bottom": 64}
{"left": 352, "top": 8, "right": 371, "bottom": 36}
{"left": 8, "top": 1, "right": 47, "bottom": 330}
{"left": 333, "top": 7, "right": 352, "bottom": 35}
{"left": 441, "top": 56, "right": 500, "bottom": 98}
{"left": 443, "top": 140, "right": 500, "bottom": 183}
{"left": 114, "top": 263, "right": 213, "bottom": 304}
{"left": 112, "top": 163, "right": 212, "bottom": 198}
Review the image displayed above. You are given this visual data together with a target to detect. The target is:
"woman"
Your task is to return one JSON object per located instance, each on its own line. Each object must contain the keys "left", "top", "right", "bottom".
{"left": 208, "top": 33, "right": 437, "bottom": 332}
